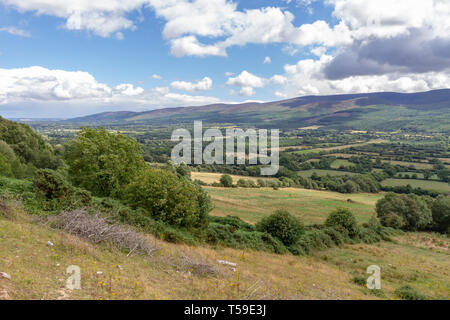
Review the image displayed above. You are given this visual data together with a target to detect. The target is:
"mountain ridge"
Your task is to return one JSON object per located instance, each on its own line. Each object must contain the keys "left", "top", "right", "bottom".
{"left": 65, "top": 89, "right": 450, "bottom": 131}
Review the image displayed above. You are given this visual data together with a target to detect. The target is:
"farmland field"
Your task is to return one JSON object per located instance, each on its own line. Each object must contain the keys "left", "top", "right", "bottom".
{"left": 205, "top": 186, "right": 383, "bottom": 224}
{"left": 381, "top": 179, "right": 450, "bottom": 193}
{"left": 297, "top": 169, "right": 358, "bottom": 177}
{"left": 191, "top": 172, "right": 277, "bottom": 184}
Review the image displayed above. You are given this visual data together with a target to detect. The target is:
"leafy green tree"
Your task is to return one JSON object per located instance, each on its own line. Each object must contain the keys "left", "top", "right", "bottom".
{"left": 64, "top": 127, "right": 146, "bottom": 197}
{"left": 220, "top": 174, "right": 233, "bottom": 187}
{"left": 325, "top": 208, "right": 360, "bottom": 238}
{"left": 256, "top": 209, "right": 304, "bottom": 246}
{"left": 376, "top": 193, "right": 432, "bottom": 231}
{"left": 124, "top": 168, "right": 212, "bottom": 228}
{"left": 0, "top": 116, "right": 61, "bottom": 170}
{"left": 431, "top": 195, "right": 450, "bottom": 234}
{"left": 423, "top": 170, "right": 433, "bottom": 180}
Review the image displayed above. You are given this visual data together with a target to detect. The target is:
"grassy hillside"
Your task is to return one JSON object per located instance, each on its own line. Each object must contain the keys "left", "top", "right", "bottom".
{"left": 1, "top": 200, "right": 448, "bottom": 300}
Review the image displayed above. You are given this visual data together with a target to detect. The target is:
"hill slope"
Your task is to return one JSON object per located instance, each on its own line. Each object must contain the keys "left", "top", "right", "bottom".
{"left": 67, "top": 89, "right": 450, "bottom": 131}
{"left": 1, "top": 199, "right": 449, "bottom": 300}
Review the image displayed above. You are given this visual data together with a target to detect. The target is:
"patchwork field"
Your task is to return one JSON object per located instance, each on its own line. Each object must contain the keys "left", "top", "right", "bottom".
{"left": 381, "top": 179, "right": 450, "bottom": 193}
{"left": 204, "top": 186, "right": 383, "bottom": 225}
{"left": 297, "top": 169, "right": 358, "bottom": 178}
{"left": 191, "top": 172, "right": 277, "bottom": 184}
{"left": 288, "top": 140, "right": 387, "bottom": 154}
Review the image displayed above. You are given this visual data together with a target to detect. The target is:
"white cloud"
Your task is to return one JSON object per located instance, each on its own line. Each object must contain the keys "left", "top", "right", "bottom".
{"left": 226, "top": 71, "right": 266, "bottom": 88}
{"left": 169, "top": 36, "right": 226, "bottom": 57}
{"left": 113, "top": 84, "right": 144, "bottom": 96}
{"left": 270, "top": 75, "right": 288, "bottom": 85}
{"left": 0, "top": 66, "right": 220, "bottom": 111}
{"left": 0, "top": 0, "right": 147, "bottom": 37}
{"left": 148, "top": 1, "right": 351, "bottom": 57}
{"left": 263, "top": 56, "right": 271, "bottom": 64}
{"left": 170, "top": 77, "right": 213, "bottom": 92}
{"left": 0, "top": 26, "right": 31, "bottom": 37}
{"left": 226, "top": 71, "right": 289, "bottom": 97}
{"left": 239, "top": 87, "right": 255, "bottom": 97}
{"left": 151, "top": 74, "right": 163, "bottom": 80}
{"left": 276, "top": 54, "right": 450, "bottom": 97}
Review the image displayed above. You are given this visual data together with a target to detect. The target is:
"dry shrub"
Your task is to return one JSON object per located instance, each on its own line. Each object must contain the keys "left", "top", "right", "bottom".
{"left": 48, "top": 209, "right": 159, "bottom": 257}
{"left": 179, "top": 255, "right": 218, "bottom": 277}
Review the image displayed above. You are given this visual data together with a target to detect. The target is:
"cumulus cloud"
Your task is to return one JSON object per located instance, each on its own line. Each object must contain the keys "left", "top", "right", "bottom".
{"left": 226, "top": 71, "right": 289, "bottom": 96}
{"left": 0, "top": 0, "right": 146, "bottom": 37}
{"left": 263, "top": 56, "right": 271, "bottom": 64}
{"left": 151, "top": 74, "right": 163, "bottom": 80}
{"left": 170, "top": 77, "right": 213, "bottom": 92}
{"left": 226, "top": 71, "right": 266, "bottom": 88}
{"left": 276, "top": 53, "right": 450, "bottom": 98}
{"left": 0, "top": 66, "right": 220, "bottom": 114}
{"left": 148, "top": 0, "right": 351, "bottom": 57}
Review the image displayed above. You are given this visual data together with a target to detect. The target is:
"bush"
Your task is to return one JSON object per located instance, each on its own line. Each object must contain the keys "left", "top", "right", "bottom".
{"left": 220, "top": 174, "right": 233, "bottom": 187}
{"left": 431, "top": 195, "right": 450, "bottom": 234}
{"left": 30, "top": 169, "right": 91, "bottom": 213}
{"left": 124, "top": 168, "right": 212, "bottom": 228}
{"left": 376, "top": 193, "right": 433, "bottom": 231}
{"left": 395, "top": 285, "right": 428, "bottom": 300}
{"left": 34, "top": 169, "right": 71, "bottom": 199}
{"left": 256, "top": 209, "right": 304, "bottom": 246}
{"left": 325, "top": 208, "right": 360, "bottom": 238}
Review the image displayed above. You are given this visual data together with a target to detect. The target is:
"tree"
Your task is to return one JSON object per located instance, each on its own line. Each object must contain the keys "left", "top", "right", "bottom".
{"left": 124, "top": 168, "right": 211, "bottom": 228}
{"left": 325, "top": 208, "right": 359, "bottom": 238}
{"left": 431, "top": 195, "right": 450, "bottom": 234}
{"left": 376, "top": 193, "right": 432, "bottom": 231}
{"left": 256, "top": 209, "right": 304, "bottom": 246}
{"left": 423, "top": 170, "right": 433, "bottom": 180}
{"left": 64, "top": 127, "right": 146, "bottom": 197}
{"left": 220, "top": 174, "right": 233, "bottom": 187}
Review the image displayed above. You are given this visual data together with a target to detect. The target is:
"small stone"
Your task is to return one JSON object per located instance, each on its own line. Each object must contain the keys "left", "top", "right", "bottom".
{"left": 0, "top": 289, "right": 9, "bottom": 299}
{"left": 0, "top": 272, "right": 11, "bottom": 280}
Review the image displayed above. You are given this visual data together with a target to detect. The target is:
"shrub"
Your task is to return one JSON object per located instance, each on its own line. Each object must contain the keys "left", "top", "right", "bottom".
{"left": 237, "top": 179, "right": 250, "bottom": 188}
{"left": 124, "top": 168, "right": 212, "bottom": 228}
{"left": 256, "top": 209, "right": 304, "bottom": 246}
{"left": 352, "top": 275, "right": 366, "bottom": 286}
{"left": 220, "top": 174, "right": 233, "bottom": 187}
{"left": 325, "top": 208, "right": 360, "bottom": 238}
{"left": 395, "top": 285, "right": 428, "bottom": 300}
{"left": 376, "top": 193, "right": 433, "bottom": 231}
{"left": 431, "top": 195, "right": 450, "bottom": 234}
{"left": 379, "top": 212, "right": 406, "bottom": 229}
{"left": 30, "top": 169, "right": 91, "bottom": 213}
{"left": 34, "top": 169, "right": 70, "bottom": 199}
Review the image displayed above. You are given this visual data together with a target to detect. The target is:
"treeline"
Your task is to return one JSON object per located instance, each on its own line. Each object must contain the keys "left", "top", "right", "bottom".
{"left": 376, "top": 193, "right": 449, "bottom": 234}
{"left": 0, "top": 117, "right": 61, "bottom": 178}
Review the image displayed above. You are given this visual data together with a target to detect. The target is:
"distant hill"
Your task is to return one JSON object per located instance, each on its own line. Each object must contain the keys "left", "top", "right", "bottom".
{"left": 66, "top": 89, "right": 450, "bottom": 131}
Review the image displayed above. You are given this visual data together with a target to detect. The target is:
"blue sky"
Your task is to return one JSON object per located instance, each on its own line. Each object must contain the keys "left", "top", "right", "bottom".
{"left": 0, "top": 0, "right": 449, "bottom": 118}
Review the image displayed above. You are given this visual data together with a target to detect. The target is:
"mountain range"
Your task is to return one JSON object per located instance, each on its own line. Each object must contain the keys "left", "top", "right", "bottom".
{"left": 66, "top": 89, "right": 450, "bottom": 131}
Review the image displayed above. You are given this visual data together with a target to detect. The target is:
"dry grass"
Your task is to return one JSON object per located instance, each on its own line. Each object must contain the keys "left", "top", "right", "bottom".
{"left": 46, "top": 210, "right": 159, "bottom": 257}
{"left": 1, "top": 200, "right": 449, "bottom": 300}
{"left": 191, "top": 172, "right": 276, "bottom": 185}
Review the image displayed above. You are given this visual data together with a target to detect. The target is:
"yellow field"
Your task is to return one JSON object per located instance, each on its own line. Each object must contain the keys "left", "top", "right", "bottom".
{"left": 191, "top": 172, "right": 276, "bottom": 184}
{"left": 1, "top": 201, "right": 448, "bottom": 300}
